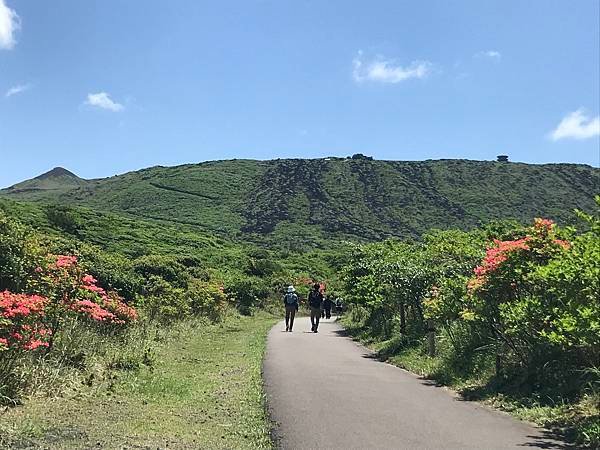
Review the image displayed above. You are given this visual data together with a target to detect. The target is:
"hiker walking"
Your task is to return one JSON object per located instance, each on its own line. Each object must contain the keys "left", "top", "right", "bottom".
{"left": 323, "top": 295, "right": 333, "bottom": 319}
{"left": 283, "top": 285, "right": 299, "bottom": 332}
{"left": 335, "top": 298, "right": 344, "bottom": 315}
{"left": 308, "top": 283, "right": 324, "bottom": 333}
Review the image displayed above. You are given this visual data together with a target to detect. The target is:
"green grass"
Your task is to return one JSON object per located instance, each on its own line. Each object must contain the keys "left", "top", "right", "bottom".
{"left": 0, "top": 313, "right": 278, "bottom": 449}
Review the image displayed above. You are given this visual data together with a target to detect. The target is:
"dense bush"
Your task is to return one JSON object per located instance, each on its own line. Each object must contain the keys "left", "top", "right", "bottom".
{"left": 0, "top": 212, "right": 43, "bottom": 292}
{"left": 462, "top": 218, "right": 597, "bottom": 374}
{"left": 133, "top": 255, "right": 189, "bottom": 288}
{"left": 341, "top": 214, "right": 599, "bottom": 381}
{"left": 185, "top": 279, "right": 227, "bottom": 322}
{"left": 44, "top": 204, "right": 82, "bottom": 235}
{"left": 225, "top": 276, "right": 270, "bottom": 316}
{"left": 141, "top": 274, "right": 189, "bottom": 322}
{"left": 341, "top": 229, "right": 485, "bottom": 337}
{"left": 141, "top": 274, "right": 230, "bottom": 323}
{"left": 79, "top": 245, "right": 143, "bottom": 302}
{"left": 0, "top": 252, "right": 139, "bottom": 403}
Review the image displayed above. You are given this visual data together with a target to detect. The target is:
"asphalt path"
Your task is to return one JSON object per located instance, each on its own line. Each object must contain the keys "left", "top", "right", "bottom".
{"left": 263, "top": 316, "right": 567, "bottom": 450}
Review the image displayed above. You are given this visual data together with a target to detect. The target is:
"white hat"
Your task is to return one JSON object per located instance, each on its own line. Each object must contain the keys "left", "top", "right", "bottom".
{"left": 286, "top": 285, "right": 295, "bottom": 293}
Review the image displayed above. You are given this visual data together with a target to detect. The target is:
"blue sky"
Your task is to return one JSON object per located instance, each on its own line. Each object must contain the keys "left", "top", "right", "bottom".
{"left": 0, "top": 0, "right": 598, "bottom": 188}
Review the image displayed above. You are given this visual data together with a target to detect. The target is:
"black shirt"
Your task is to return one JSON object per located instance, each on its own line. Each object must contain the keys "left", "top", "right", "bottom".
{"left": 308, "top": 290, "right": 324, "bottom": 309}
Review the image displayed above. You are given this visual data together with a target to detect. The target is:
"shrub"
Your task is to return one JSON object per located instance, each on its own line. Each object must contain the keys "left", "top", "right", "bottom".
{"left": 0, "top": 212, "right": 43, "bottom": 293}
{"left": 225, "top": 277, "right": 269, "bottom": 316}
{"left": 133, "top": 255, "right": 189, "bottom": 288}
{"left": 0, "top": 252, "right": 139, "bottom": 404}
{"left": 78, "top": 245, "right": 143, "bottom": 302}
{"left": 29, "top": 255, "right": 137, "bottom": 334}
{"left": 464, "top": 219, "right": 587, "bottom": 367}
{"left": 0, "top": 291, "right": 51, "bottom": 352}
{"left": 246, "top": 257, "right": 282, "bottom": 277}
{"left": 185, "top": 279, "right": 227, "bottom": 322}
{"left": 44, "top": 204, "right": 82, "bottom": 235}
{"left": 141, "top": 275, "right": 189, "bottom": 322}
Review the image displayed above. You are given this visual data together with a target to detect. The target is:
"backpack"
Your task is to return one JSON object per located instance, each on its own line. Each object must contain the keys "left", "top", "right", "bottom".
{"left": 308, "top": 291, "right": 322, "bottom": 308}
{"left": 284, "top": 293, "right": 298, "bottom": 305}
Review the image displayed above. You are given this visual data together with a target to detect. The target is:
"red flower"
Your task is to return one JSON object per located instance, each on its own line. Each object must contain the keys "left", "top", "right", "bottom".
{"left": 23, "top": 339, "right": 49, "bottom": 350}
{"left": 82, "top": 274, "right": 98, "bottom": 285}
{"left": 554, "top": 239, "right": 571, "bottom": 250}
{"left": 533, "top": 218, "right": 555, "bottom": 235}
{"left": 82, "top": 284, "right": 105, "bottom": 294}
{"left": 53, "top": 255, "right": 78, "bottom": 268}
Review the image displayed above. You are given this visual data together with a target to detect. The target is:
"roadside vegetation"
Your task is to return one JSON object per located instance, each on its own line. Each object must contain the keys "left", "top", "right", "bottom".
{"left": 338, "top": 198, "right": 600, "bottom": 448}
{"left": 0, "top": 200, "right": 325, "bottom": 448}
{"left": 0, "top": 313, "right": 276, "bottom": 448}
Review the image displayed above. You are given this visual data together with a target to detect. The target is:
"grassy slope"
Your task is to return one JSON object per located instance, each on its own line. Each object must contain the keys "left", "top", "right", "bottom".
{"left": 2, "top": 159, "right": 598, "bottom": 249}
{"left": 0, "top": 314, "right": 277, "bottom": 449}
{"left": 0, "top": 198, "right": 338, "bottom": 284}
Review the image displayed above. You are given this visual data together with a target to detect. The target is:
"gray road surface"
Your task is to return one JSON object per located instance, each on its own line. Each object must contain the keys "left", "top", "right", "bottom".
{"left": 263, "top": 316, "right": 567, "bottom": 450}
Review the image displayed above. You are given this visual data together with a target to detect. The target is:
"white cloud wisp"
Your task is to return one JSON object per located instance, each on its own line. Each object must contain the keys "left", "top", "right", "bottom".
{"left": 475, "top": 50, "right": 501, "bottom": 62}
{"left": 549, "top": 109, "right": 600, "bottom": 141}
{"left": 85, "top": 92, "right": 124, "bottom": 112}
{"left": 5, "top": 83, "right": 30, "bottom": 97}
{"left": 353, "top": 51, "right": 431, "bottom": 84}
{"left": 0, "top": 0, "right": 19, "bottom": 50}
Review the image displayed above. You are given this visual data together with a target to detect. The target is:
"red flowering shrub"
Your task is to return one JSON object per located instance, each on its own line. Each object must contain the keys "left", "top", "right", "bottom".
{"left": 294, "top": 276, "right": 326, "bottom": 294}
{"left": 462, "top": 217, "right": 597, "bottom": 366}
{"left": 467, "top": 218, "right": 570, "bottom": 300}
{"left": 472, "top": 238, "right": 531, "bottom": 277}
{"left": 0, "top": 253, "right": 138, "bottom": 358}
{"left": 76, "top": 274, "right": 137, "bottom": 324}
{"left": 0, "top": 291, "right": 52, "bottom": 352}
{"left": 32, "top": 255, "right": 137, "bottom": 328}
{"left": 1, "top": 252, "right": 138, "bottom": 357}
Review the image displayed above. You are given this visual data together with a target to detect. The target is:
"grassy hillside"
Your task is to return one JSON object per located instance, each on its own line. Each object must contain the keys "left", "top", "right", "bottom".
{"left": 4, "top": 167, "right": 90, "bottom": 200}
{"left": 2, "top": 158, "right": 598, "bottom": 249}
{"left": 0, "top": 198, "right": 337, "bottom": 290}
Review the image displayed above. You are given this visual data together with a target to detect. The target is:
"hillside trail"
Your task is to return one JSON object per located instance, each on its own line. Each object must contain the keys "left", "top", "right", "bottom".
{"left": 263, "top": 316, "right": 567, "bottom": 450}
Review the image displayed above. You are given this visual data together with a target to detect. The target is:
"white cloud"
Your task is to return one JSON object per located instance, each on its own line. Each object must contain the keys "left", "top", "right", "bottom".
{"left": 475, "top": 50, "right": 501, "bottom": 62}
{"left": 549, "top": 109, "right": 600, "bottom": 141}
{"left": 0, "top": 0, "right": 19, "bottom": 50}
{"left": 352, "top": 51, "right": 431, "bottom": 84}
{"left": 5, "top": 83, "right": 30, "bottom": 97}
{"left": 85, "top": 92, "right": 124, "bottom": 112}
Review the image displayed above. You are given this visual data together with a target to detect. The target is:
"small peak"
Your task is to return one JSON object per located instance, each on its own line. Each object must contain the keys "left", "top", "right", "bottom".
{"left": 34, "top": 167, "right": 79, "bottom": 180}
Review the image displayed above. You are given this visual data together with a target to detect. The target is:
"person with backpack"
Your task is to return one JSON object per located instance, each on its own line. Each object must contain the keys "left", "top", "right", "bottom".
{"left": 283, "top": 285, "right": 299, "bottom": 332}
{"left": 308, "top": 283, "right": 324, "bottom": 333}
{"left": 323, "top": 294, "right": 333, "bottom": 319}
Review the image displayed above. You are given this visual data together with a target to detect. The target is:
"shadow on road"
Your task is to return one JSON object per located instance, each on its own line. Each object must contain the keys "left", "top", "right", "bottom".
{"left": 518, "top": 431, "right": 576, "bottom": 449}
{"left": 331, "top": 327, "right": 351, "bottom": 338}
{"left": 329, "top": 326, "right": 573, "bottom": 450}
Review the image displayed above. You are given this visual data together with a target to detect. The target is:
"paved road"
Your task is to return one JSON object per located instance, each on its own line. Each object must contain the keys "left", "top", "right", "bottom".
{"left": 263, "top": 316, "right": 567, "bottom": 450}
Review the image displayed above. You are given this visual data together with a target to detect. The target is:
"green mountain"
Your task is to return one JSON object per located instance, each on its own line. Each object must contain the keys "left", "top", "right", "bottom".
{"left": 4, "top": 167, "right": 89, "bottom": 198}
{"left": 2, "top": 158, "right": 598, "bottom": 248}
